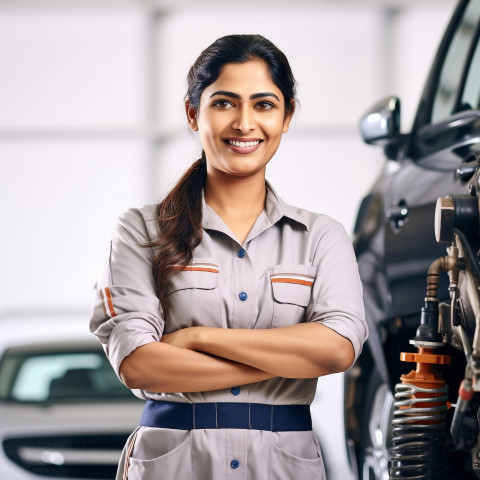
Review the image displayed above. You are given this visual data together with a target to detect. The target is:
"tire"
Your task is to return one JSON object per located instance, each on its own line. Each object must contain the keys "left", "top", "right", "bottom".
{"left": 358, "top": 371, "right": 394, "bottom": 480}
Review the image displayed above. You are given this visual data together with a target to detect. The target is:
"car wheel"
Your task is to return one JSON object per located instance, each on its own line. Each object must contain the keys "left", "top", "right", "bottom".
{"left": 359, "top": 373, "right": 394, "bottom": 480}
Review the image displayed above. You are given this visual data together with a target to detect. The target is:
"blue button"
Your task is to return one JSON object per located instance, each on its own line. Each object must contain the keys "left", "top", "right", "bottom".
{"left": 239, "top": 291, "right": 248, "bottom": 301}
{"left": 231, "top": 459, "right": 240, "bottom": 469}
{"left": 237, "top": 248, "right": 245, "bottom": 258}
{"left": 231, "top": 386, "right": 241, "bottom": 396}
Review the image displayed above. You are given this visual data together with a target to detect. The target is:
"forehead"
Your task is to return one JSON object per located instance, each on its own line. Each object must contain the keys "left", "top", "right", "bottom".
{"left": 202, "top": 60, "right": 282, "bottom": 97}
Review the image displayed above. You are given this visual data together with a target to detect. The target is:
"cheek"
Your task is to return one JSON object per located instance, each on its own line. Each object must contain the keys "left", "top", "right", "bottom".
{"left": 264, "top": 116, "right": 287, "bottom": 135}
{"left": 198, "top": 115, "right": 224, "bottom": 143}
{"left": 197, "top": 125, "right": 216, "bottom": 148}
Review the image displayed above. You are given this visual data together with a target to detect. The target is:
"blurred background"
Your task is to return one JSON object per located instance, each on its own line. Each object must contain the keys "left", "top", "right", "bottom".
{"left": 0, "top": 0, "right": 457, "bottom": 478}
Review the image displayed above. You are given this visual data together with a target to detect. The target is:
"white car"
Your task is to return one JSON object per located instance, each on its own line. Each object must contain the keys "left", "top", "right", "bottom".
{"left": 0, "top": 315, "right": 144, "bottom": 480}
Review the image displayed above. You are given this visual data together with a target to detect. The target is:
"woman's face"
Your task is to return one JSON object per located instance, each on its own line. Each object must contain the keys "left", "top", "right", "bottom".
{"left": 186, "top": 59, "right": 294, "bottom": 179}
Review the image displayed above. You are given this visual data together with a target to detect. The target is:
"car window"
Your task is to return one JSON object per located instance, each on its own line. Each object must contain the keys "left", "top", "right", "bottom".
{"left": 431, "top": 0, "right": 480, "bottom": 123}
{"left": 0, "top": 349, "right": 135, "bottom": 402}
{"left": 461, "top": 29, "right": 480, "bottom": 110}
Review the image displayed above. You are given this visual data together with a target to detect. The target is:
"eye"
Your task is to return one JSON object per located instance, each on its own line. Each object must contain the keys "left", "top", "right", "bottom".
{"left": 255, "top": 101, "right": 275, "bottom": 111}
{"left": 212, "top": 99, "right": 234, "bottom": 109}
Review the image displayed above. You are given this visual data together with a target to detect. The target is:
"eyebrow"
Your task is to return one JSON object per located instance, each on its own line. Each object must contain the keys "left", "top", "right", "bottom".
{"left": 209, "top": 91, "right": 280, "bottom": 102}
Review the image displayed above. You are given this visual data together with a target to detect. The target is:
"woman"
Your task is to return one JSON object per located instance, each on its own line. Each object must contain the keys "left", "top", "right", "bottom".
{"left": 90, "top": 34, "right": 367, "bottom": 480}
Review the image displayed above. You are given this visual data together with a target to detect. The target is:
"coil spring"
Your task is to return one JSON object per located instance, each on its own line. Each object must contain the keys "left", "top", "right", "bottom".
{"left": 389, "top": 382, "right": 449, "bottom": 480}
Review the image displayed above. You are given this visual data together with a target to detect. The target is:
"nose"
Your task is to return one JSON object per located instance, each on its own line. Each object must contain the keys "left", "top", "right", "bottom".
{"left": 232, "top": 106, "right": 255, "bottom": 133}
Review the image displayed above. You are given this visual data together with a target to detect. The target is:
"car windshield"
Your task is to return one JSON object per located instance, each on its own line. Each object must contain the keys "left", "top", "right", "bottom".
{"left": 430, "top": 0, "right": 480, "bottom": 122}
{"left": 0, "top": 347, "right": 137, "bottom": 403}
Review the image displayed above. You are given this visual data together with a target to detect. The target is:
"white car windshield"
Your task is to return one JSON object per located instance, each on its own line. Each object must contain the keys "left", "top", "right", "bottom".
{"left": 0, "top": 347, "right": 136, "bottom": 403}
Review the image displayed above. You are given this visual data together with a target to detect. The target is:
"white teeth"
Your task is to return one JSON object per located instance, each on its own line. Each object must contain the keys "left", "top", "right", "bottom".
{"left": 229, "top": 140, "right": 260, "bottom": 147}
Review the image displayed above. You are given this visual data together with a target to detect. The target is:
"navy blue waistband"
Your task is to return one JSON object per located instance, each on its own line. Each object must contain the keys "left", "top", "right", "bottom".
{"left": 140, "top": 400, "right": 312, "bottom": 432}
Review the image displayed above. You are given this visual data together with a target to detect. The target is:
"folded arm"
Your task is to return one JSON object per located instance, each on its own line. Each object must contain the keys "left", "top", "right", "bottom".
{"left": 119, "top": 341, "right": 275, "bottom": 393}
{"left": 161, "top": 322, "right": 354, "bottom": 378}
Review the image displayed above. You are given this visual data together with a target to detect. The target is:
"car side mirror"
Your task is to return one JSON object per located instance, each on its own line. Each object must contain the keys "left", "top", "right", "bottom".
{"left": 359, "top": 96, "right": 401, "bottom": 146}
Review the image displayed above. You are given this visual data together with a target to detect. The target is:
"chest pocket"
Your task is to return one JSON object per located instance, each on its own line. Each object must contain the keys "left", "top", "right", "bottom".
{"left": 270, "top": 264, "right": 316, "bottom": 328}
{"left": 164, "top": 258, "right": 221, "bottom": 333}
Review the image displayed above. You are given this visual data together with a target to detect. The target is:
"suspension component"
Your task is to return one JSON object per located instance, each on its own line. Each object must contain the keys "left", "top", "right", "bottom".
{"left": 389, "top": 347, "right": 451, "bottom": 479}
{"left": 451, "top": 378, "right": 474, "bottom": 450}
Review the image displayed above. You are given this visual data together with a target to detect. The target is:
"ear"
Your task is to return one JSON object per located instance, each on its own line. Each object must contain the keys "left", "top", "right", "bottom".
{"left": 185, "top": 99, "right": 198, "bottom": 131}
{"left": 282, "top": 100, "right": 295, "bottom": 133}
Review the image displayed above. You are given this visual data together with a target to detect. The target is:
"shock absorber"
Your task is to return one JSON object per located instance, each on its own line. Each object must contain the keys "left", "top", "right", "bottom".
{"left": 390, "top": 345, "right": 450, "bottom": 479}
{"left": 389, "top": 259, "right": 452, "bottom": 480}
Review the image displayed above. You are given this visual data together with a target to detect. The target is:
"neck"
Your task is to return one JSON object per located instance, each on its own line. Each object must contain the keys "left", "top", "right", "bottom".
{"left": 204, "top": 168, "right": 267, "bottom": 244}
{"left": 204, "top": 169, "right": 267, "bottom": 217}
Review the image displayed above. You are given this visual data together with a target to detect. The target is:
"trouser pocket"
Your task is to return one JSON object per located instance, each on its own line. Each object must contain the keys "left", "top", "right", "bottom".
{"left": 268, "top": 432, "right": 325, "bottom": 480}
{"left": 127, "top": 429, "right": 192, "bottom": 480}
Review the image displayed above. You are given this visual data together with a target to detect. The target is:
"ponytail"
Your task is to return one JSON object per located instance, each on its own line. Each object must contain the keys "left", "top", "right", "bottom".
{"left": 148, "top": 155, "right": 207, "bottom": 318}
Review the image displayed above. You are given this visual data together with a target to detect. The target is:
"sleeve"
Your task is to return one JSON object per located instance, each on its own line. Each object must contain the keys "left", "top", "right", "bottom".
{"left": 306, "top": 217, "right": 368, "bottom": 364}
{"left": 89, "top": 208, "right": 164, "bottom": 382}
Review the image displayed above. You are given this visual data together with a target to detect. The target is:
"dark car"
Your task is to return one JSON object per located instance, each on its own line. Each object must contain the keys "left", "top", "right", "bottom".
{"left": 346, "top": 0, "right": 480, "bottom": 478}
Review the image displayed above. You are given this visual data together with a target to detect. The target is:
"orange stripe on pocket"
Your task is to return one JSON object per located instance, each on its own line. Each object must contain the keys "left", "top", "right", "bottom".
{"left": 182, "top": 267, "right": 219, "bottom": 273}
{"left": 271, "top": 278, "right": 314, "bottom": 287}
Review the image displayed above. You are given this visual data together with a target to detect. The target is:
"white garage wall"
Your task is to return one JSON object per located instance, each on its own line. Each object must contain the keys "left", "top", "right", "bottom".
{"left": 0, "top": 10, "right": 150, "bottom": 314}
{"left": 0, "top": 11, "right": 148, "bottom": 129}
{"left": 0, "top": 139, "right": 148, "bottom": 311}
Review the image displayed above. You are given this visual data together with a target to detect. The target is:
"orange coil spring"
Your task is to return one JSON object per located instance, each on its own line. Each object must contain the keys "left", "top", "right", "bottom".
{"left": 398, "top": 348, "right": 451, "bottom": 423}
{"left": 389, "top": 348, "right": 451, "bottom": 479}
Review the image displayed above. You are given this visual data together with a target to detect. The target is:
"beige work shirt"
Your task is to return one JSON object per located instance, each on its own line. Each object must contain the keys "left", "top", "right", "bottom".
{"left": 90, "top": 181, "right": 367, "bottom": 480}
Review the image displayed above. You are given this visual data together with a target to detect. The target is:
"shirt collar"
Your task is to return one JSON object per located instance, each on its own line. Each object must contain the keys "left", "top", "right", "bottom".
{"left": 264, "top": 180, "right": 309, "bottom": 231}
{"left": 201, "top": 180, "right": 309, "bottom": 234}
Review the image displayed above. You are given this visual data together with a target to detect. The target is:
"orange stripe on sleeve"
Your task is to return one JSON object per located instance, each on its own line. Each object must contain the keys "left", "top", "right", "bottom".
{"left": 104, "top": 287, "right": 117, "bottom": 317}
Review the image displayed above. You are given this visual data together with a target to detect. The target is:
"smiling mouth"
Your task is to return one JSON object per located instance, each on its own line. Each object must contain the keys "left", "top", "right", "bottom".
{"left": 228, "top": 140, "right": 260, "bottom": 147}
{"left": 224, "top": 138, "right": 263, "bottom": 154}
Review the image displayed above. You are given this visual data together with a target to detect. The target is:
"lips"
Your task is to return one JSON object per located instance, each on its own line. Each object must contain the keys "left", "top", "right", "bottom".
{"left": 224, "top": 138, "right": 263, "bottom": 154}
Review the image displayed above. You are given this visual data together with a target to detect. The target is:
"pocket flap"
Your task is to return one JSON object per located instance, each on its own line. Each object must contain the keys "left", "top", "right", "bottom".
{"left": 167, "top": 258, "right": 219, "bottom": 294}
{"left": 270, "top": 264, "right": 316, "bottom": 306}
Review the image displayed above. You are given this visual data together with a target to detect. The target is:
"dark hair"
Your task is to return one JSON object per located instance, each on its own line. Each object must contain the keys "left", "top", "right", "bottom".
{"left": 187, "top": 34, "right": 296, "bottom": 116}
{"left": 150, "top": 34, "right": 297, "bottom": 318}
